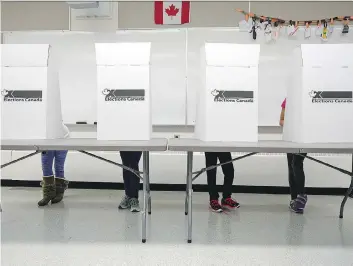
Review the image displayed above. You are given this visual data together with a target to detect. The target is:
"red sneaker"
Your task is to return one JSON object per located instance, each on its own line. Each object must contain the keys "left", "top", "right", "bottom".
{"left": 209, "top": 200, "right": 223, "bottom": 213}
{"left": 221, "top": 198, "right": 240, "bottom": 210}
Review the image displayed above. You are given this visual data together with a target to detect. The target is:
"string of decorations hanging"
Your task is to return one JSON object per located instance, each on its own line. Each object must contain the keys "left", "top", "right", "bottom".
{"left": 236, "top": 8, "right": 352, "bottom": 41}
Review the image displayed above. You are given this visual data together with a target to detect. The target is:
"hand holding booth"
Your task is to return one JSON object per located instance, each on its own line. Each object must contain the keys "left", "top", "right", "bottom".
{"left": 1, "top": 44, "right": 66, "bottom": 140}
{"left": 283, "top": 44, "right": 353, "bottom": 143}
{"left": 194, "top": 43, "right": 260, "bottom": 142}
{"left": 95, "top": 43, "right": 152, "bottom": 141}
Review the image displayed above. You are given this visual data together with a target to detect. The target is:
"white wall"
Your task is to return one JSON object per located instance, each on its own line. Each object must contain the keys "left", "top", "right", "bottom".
{"left": 1, "top": 129, "right": 352, "bottom": 188}
{"left": 2, "top": 1, "right": 353, "bottom": 32}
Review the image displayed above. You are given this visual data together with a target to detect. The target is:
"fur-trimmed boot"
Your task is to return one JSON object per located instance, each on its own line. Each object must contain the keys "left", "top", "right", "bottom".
{"left": 51, "top": 178, "right": 69, "bottom": 204}
{"left": 38, "top": 176, "right": 56, "bottom": 206}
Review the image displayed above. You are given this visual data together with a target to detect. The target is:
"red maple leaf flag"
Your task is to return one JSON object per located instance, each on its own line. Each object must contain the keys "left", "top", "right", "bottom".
{"left": 154, "top": 1, "right": 190, "bottom": 25}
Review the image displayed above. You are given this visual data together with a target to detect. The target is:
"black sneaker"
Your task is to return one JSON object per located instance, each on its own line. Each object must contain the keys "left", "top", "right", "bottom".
{"left": 221, "top": 197, "right": 240, "bottom": 210}
{"left": 209, "top": 200, "right": 223, "bottom": 213}
{"left": 289, "top": 194, "right": 307, "bottom": 214}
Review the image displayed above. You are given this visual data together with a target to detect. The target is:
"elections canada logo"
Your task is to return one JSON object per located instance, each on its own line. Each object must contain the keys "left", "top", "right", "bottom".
{"left": 211, "top": 89, "right": 254, "bottom": 103}
{"left": 102, "top": 89, "right": 145, "bottom": 102}
{"left": 1, "top": 89, "right": 42, "bottom": 102}
{"left": 309, "top": 90, "right": 353, "bottom": 103}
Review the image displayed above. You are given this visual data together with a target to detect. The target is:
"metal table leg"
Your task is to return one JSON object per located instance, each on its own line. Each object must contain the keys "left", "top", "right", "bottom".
{"left": 142, "top": 151, "right": 149, "bottom": 243}
{"left": 185, "top": 152, "right": 191, "bottom": 216}
{"left": 340, "top": 154, "right": 353, "bottom": 218}
{"left": 349, "top": 153, "right": 353, "bottom": 198}
{"left": 186, "top": 151, "right": 193, "bottom": 243}
{"left": 146, "top": 152, "right": 151, "bottom": 215}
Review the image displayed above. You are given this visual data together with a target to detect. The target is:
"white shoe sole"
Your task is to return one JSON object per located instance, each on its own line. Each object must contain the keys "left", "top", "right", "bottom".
{"left": 130, "top": 207, "right": 140, "bottom": 212}
{"left": 209, "top": 207, "right": 223, "bottom": 213}
{"left": 222, "top": 205, "right": 240, "bottom": 211}
{"left": 119, "top": 205, "right": 129, "bottom": 209}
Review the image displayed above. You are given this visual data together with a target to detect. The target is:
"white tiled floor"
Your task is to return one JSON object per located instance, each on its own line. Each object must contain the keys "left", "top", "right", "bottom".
{"left": 1, "top": 188, "right": 353, "bottom": 266}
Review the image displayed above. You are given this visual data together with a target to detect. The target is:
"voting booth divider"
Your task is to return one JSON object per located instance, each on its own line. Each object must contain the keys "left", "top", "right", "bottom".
{"left": 283, "top": 44, "right": 353, "bottom": 143}
{"left": 95, "top": 43, "right": 152, "bottom": 141}
{"left": 194, "top": 43, "right": 260, "bottom": 142}
{"left": 1, "top": 44, "right": 66, "bottom": 140}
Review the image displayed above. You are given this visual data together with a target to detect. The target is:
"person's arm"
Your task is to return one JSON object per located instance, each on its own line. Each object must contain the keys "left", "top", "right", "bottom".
{"left": 279, "top": 108, "right": 285, "bottom": 126}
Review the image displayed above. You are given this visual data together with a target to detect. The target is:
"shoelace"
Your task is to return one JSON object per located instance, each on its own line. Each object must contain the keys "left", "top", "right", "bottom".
{"left": 210, "top": 200, "right": 221, "bottom": 208}
{"left": 224, "top": 198, "right": 236, "bottom": 206}
{"left": 295, "top": 195, "right": 307, "bottom": 205}
{"left": 130, "top": 198, "right": 139, "bottom": 207}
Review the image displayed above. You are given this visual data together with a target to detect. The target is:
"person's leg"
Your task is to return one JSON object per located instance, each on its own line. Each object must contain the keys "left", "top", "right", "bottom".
{"left": 126, "top": 151, "right": 142, "bottom": 212}
{"left": 290, "top": 153, "right": 308, "bottom": 214}
{"left": 292, "top": 153, "right": 306, "bottom": 195}
{"left": 218, "top": 152, "right": 239, "bottom": 209}
{"left": 38, "top": 151, "right": 56, "bottom": 206}
{"left": 205, "top": 152, "right": 219, "bottom": 201}
{"left": 119, "top": 151, "right": 132, "bottom": 209}
{"left": 218, "top": 152, "right": 234, "bottom": 199}
{"left": 41, "top": 151, "right": 55, "bottom": 177}
{"left": 287, "top": 153, "right": 297, "bottom": 200}
{"left": 127, "top": 151, "right": 142, "bottom": 200}
{"left": 205, "top": 152, "right": 222, "bottom": 212}
{"left": 52, "top": 150, "right": 69, "bottom": 204}
{"left": 119, "top": 151, "right": 142, "bottom": 212}
{"left": 120, "top": 151, "right": 131, "bottom": 195}
{"left": 53, "top": 150, "right": 68, "bottom": 178}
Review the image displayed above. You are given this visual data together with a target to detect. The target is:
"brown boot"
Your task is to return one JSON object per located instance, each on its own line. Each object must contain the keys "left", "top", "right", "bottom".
{"left": 38, "top": 176, "right": 56, "bottom": 206}
{"left": 51, "top": 178, "right": 69, "bottom": 204}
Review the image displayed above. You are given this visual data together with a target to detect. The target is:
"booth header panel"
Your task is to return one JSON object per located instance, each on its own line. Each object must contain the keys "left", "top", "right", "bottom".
{"left": 204, "top": 43, "right": 260, "bottom": 67}
{"left": 95, "top": 43, "right": 151, "bottom": 66}
{"left": 301, "top": 44, "right": 353, "bottom": 67}
{"left": 1, "top": 44, "right": 50, "bottom": 67}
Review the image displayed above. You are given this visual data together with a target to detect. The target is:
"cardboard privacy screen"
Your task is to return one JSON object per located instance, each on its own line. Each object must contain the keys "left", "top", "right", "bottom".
{"left": 95, "top": 43, "right": 152, "bottom": 141}
{"left": 195, "top": 43, "right": 260, "bottom": 142}
{"left": 1, "top": 44, "right": 66, "bottom": 140}
{"left": 283, "top": 44, "right": 353, "bottom": 143}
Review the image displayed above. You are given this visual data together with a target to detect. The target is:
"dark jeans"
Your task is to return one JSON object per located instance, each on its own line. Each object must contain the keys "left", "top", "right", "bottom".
{"left": 120, "top": 151, "right": 142, "bottom": 199}
{"left": 287, "top": 153, "right": 306, "bottom": 200}
{"left": 41, "top": 151, "right": 68, "bottom": 177}
{"left": 205, "top": 152, "right": 234, "bottom": 201}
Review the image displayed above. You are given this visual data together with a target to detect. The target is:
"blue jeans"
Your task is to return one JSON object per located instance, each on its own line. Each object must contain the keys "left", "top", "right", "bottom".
{"left": 41, "top": 151, "right": 68, "bottom": 178}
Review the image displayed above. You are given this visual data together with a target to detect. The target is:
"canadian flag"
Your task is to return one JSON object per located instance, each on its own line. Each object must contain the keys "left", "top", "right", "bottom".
{"left": 154, "top": 1, "right": 190, "bottom": 25}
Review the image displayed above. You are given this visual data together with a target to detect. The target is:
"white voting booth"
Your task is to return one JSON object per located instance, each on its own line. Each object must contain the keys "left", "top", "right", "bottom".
{"left": 95, "top": 43, "right": 152, "bottom": 141}
{"left": 1, "top": 44, "right": 66, "bottom": 140}
{"left": 283, "top": 44, "right": 353, "bottom": 143}
{"left": 195, "top": 43, "right": 260, "bottom": 142}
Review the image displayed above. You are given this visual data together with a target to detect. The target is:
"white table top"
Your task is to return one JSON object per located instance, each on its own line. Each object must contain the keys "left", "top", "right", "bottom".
{"left": 168, "top": 138, "right": 353, "bottom": 154}
{"left": 2, "top": 138, "right": 353, "bottom": 154}
{"left": 1, "top": 138, "right": 168, "bottom": 152}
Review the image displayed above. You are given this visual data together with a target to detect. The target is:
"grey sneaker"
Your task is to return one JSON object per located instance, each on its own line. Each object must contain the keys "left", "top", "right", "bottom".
{"left": 118, "top": 195, "right": 130, "bottom": 209}
{"left": 129, "top": 198, "right": 140, "bottom": 212}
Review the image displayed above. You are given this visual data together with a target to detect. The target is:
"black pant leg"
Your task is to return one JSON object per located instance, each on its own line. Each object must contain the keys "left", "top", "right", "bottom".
{"left": 287, "top": 153, "right": 297, "bottom": 200}
{"left": 120, "top": 151, "right": 142, "bottom": 198}
{"left": 218, "top": 152, "right": 234, "bottom": 199}
{"left": 292, "top": 153, "right": 306, "bottom": 195}
{"left": 205, "top": 152, "right": 219, "bottom": 201}
{"left": 130, "top": 151, "right": 142, "bottom": 198}
{"left": 120, "top": 151, "right": 131, "bottom": 197}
